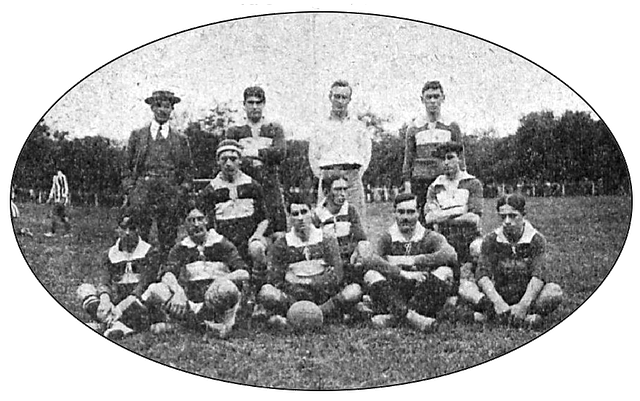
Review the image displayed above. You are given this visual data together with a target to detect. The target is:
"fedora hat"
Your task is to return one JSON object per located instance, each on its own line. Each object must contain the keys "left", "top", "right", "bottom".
{"left": 144, "top": 90, "right": 181, "bottom": 105}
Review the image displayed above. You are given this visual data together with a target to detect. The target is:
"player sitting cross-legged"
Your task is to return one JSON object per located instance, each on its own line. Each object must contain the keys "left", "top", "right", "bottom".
{"left": 358, "top": 193, "right": 458, "bottom": 332}
{"left": 141, "top": 208, "right": 250, "bottom": 339}
{"left": 256, "top": 193, "right": 363, "bottom": 329}
{"left": 470, "top": 193, "right": 564, "bottom": 329}
{"left": 76, "top": 214, "right": 162, "bottom": 339}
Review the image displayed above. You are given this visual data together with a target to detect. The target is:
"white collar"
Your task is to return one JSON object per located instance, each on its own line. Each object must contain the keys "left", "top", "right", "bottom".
{"left": 316, "top": 200, "right": 349, "bottom": 221}
{"left": 285, "top": 225, "right": 324, "bottom": 247}
{"left": 180, "top": 229, "right": 224, "bottom": 248}
{"left": 241, "top": 114, "right": 273, "bottom": 127}
{"left": 432, "top": 171, "right": 475, "bottom": 186}
{"left": 108, "top": 238, "right": 152, "bottom": 263}
{"left": 388, "top": 221, "right": 426, "bottom": 243}
{"left": 495, "top": 220, "right": 538, "bottom": 244}
{"left": 150, "top": 120, "right": 170, "bottom": 140}
{"left": 212, "top": 171, "right": 252, "bottom": 186}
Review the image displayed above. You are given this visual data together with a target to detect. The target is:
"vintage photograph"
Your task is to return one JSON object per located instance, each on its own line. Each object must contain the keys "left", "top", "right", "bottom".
{"left": 7, "top": 7, "right": 634, "bottom": 395}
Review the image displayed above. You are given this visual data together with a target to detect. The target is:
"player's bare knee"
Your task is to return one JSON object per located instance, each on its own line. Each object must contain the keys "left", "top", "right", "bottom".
{"left": 458, "top": 279, "right": 483, "bottom": 303}
{"left": 76, "top": 283, "right": 97, "bottom": 302}
{"left": 227, "top": 269, "right": 250, "bottom": 284}
{"left": 340, "top": 283, "right": 363, "bottom": 303}
{"left": 248, "top": 240, "right": 267, "bottom": 259}
{"left": 432, "top": 266, "right": 454, "bottom": 282}
{"left": 257, "top": 284, "right": 283, "bottom": 303}
{"left": 364, "top": 270, "right": 386, "bottom": 286}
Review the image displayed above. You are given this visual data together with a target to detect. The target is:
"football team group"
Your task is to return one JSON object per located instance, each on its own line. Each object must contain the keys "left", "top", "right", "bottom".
{"left": 73, "top": 80, "right": 564, "bottom": 339}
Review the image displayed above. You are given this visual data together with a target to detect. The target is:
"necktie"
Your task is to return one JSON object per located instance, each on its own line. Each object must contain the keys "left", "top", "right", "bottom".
{"left": 156, "top": 125, "right": 163, "bottom": 140}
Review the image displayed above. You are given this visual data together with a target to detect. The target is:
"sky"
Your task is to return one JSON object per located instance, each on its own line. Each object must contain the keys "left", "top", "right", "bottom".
{"left": 42, "top": 13, "right": 594, "bottom": 142}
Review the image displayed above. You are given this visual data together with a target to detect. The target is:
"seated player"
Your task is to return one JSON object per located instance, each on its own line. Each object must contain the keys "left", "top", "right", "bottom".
{"left": 76, "top": 215, "right": 161, "bottom": 339}
{"left": 142, "top": 208, "right": 250, "bottom": 339}
{"left": 312, "top": 172, "right": 370, "bottom": 284}
{"left": 424, "top": 142, "right": 483, "bottom": 287}
{"left": 359, "top": 193, "right": 457, "bottom": 332}
{"left": 199, "top": 139, "right": 270, "bottom": 293}
{"left": 256, "top": 193, "right": 363, "bottom": 328}
{"left": 473, "top": 193, "right": 564, "bottom": 328}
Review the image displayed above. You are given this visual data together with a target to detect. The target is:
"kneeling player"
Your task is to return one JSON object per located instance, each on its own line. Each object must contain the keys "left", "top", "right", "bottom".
{"left": 256, "top": 193, "right": 363, "bottom": 328}
{"left": 472, "top": 193, "right": 564, "bottom": 328}
{"left": 142, "top": 208, "right": 250, "bottom": 339}
{"left": 76, "top": 215, "right": 161, "bottom": 339}
{"left": 360, "top": 193, "right": 458, "bottom": 332}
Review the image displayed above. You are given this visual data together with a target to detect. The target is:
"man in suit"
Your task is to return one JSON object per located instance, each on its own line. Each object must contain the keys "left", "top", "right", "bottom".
{"left": 123, "top": 90, "right": 193, "bottom": 255}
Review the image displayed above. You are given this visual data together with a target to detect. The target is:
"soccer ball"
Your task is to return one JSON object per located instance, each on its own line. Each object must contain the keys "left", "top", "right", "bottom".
{"left": 286, "top": 301, "right": 323, "bottom": 330}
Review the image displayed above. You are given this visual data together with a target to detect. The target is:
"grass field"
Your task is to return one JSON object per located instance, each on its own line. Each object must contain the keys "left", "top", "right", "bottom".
{"left": 13, "top": 196, "right": 632, "bottom": 389}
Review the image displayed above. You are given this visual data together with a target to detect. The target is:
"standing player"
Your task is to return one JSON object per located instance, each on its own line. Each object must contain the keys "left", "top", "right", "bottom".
{"left": 123, "top": 90, "right": 193, "bottom": 255}
{"left": 473, "top": 193, "right": 564, "bottom": 328}
{"left": 308, "top": 80, "right": 373, "bottom": 219}
{"left": 44, "top": 170, "right": 71, "bottom": 237}
{"left": 402, "top": 81, "right": 463, "bottom": 223}
{"left": 225, "top": 86, "right": 287, "bottom": 234}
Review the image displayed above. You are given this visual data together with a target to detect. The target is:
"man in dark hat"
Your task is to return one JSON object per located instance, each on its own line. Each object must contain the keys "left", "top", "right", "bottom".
{"left": 123, "top": 90, "right": 193, "bottom": 255}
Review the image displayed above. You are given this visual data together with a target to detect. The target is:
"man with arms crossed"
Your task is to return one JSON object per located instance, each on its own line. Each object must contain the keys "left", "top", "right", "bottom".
{"left": 359, "top": 193, "right": 458, "bottom": 332}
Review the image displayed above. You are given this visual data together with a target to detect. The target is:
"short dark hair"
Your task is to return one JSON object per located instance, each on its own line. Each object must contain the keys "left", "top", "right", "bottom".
{"left": 496, "top": 193, "right": 526, "bottom": 215}
{"left": 435, "top": 142, "right": 464, "bottom": 159}
{"left": 330, "top": 80, "right": 352, "bottom": 97}
{"left": 287, "top": 192, "right": 312, "bottom": 213}
{"left": 394, "top": 193, "right": 417, "bottom": 207}
{"left": 421, "top": 80, "right": 444, "bottom": 95}
{"left": 243, "top": 86, "right": 266, "bottom": 102}
{"left": 321, "top": 172, "right": 348, "bottom": 193}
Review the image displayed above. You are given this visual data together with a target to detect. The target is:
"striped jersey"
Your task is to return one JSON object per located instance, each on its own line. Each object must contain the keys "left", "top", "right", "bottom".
{"left": 48, "top": 172, "right": 69, "bottom": 204}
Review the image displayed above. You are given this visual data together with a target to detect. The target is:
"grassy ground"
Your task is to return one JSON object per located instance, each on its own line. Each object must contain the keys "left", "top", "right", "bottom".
{"left": 13, "top": 196, "right": 632, "bottom": 389}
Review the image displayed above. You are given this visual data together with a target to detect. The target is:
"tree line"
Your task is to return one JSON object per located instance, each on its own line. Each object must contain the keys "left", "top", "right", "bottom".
{"left": 12, "top": 109, "right": 629, "bottom": 206}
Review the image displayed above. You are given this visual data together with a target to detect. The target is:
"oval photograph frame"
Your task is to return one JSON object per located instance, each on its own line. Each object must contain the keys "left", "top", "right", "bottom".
{"left": 10, "top": 6, "right": 635, "bottom": 391}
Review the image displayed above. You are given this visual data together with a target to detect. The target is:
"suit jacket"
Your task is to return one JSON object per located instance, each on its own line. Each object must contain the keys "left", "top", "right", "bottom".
{"left": 124, "top": 124, "right": 193, "bottom": 190}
